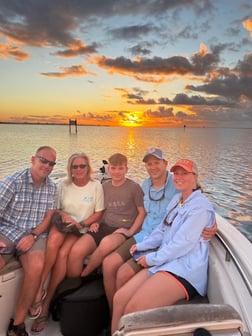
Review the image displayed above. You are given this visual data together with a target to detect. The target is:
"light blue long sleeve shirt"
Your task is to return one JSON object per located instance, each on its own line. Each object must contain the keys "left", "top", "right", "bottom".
{"left": 134, "top": 172, "right": 178, "bottom": 243}
{"left": 136, "top": 190, "right": 215, "bottom": 295}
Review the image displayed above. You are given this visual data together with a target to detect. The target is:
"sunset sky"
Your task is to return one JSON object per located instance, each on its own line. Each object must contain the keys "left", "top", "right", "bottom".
{"left": 0, "top": 0, "right": 252, "bottom": 128}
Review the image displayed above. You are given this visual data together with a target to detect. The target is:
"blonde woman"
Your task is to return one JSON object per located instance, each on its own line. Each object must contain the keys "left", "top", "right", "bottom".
{"left": 31, "top": 153, "right": 104, "bottom": 333}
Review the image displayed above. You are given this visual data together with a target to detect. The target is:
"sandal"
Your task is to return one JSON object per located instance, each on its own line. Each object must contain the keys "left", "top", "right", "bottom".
{"left": 28, "top": 289, "right": 46, "bottom": 319}
{"left": 31, "top": 315, "right": 48, "bottom": 334}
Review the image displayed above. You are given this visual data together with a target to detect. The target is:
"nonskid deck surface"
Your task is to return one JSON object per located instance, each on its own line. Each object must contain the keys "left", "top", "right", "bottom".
{"left": 24, "top": 317, "right": 109, "bottom": 336}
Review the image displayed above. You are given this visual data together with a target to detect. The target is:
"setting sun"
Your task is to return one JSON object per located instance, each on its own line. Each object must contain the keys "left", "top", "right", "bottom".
{"left": 120, "top": 112, "right": 142, "bottom": 127}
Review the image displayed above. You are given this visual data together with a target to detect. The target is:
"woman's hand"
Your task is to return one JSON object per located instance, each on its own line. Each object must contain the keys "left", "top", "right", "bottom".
{"left": 202, "top": 219, "right": 217, "bottom": 240}
{"left": 136, "top": 255, "right": 149, "bottom": 268}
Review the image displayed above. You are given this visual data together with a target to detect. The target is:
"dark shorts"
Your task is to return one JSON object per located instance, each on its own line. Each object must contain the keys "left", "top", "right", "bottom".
{"left": 116, "top": 236, "right": 136, "bottom": 260}
{"left": 115, "top": 237, "right": 143, "bottom": 273}
{"left": 0, "top": 233, "right": 46, "bottom": 262}
{"left": 162, "top": 271, "right": 198, "bottom": 301}
{"left": 86, "top": 223, "right": 119, "bottom": 246}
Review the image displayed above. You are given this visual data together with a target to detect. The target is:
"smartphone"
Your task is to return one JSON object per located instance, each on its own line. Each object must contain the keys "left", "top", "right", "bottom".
{"left": 133, "top": 251, "right": 142, "bottom": 261}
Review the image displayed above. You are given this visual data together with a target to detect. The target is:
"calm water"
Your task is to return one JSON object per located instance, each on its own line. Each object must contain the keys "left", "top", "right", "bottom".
{"left": 0, "top": 124, "right": 251, "bottom": 242}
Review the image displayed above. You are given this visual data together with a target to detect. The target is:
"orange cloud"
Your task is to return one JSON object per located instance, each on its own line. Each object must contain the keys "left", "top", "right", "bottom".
{"left": 0, "top": 42, "right": 29, "bottom": 61}
{"left": 243, "top": 18, "right": 252, "bottom": 37}
{"left": 53, "top": 39, "right": 99, "bottom": 58}
{"left": 40, "top": 64, "right": 96, "bottom": 78}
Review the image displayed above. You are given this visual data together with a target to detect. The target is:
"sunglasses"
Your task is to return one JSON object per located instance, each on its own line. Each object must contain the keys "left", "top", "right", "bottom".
{"left": 149, "top": 184, "right": 165, "bottom": 202}
{"left": 71, "top": 164, "right": 87, "bottom": 169}
{"left": 163, "top": 202, "right": 180, "bottom": 226}
{"left": 36, "top": 155, "right": 56, "bottom": 167}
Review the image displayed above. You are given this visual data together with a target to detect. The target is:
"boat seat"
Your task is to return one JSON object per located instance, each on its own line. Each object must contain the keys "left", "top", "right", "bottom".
{"left": 114, "top": 304, "right": 243, "bottom": 336}
{"left": 0, "top": 257, "right": 21, "bottom": 276}
{"left": 0, "top": 258, "right": 23, "bottom": 336}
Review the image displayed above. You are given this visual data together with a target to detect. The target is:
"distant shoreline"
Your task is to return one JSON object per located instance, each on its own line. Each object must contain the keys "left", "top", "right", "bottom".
{"left": 0, "top": 122, "right": 105, "bottom": 127}
{"left": 0, "top": 122, "right": 251, "bottom": 129}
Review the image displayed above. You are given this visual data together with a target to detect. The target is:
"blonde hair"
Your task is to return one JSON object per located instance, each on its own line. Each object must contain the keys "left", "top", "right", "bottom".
{"left": 66, "top": 153, "right": 93, "bottom": 184}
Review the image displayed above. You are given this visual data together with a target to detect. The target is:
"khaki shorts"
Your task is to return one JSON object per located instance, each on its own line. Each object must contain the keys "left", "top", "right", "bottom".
{"left": 0, "top": 233, "right": 46, "bottom": 263}
{"left": 115, "top": 236, "right": 143, "bottom": 273}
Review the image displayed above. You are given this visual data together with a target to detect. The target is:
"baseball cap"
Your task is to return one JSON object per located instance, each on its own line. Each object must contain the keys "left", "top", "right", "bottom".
{"left": 142, "top": 148, "right": 167, "bottom": 162}
{"left": 170, "top": 159, "right": 198, "bottom": 174}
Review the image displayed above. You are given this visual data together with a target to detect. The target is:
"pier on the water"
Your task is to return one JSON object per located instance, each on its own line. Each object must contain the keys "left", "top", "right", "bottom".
{"left": 69, "top": 119, "right": 77, "bottom": 133}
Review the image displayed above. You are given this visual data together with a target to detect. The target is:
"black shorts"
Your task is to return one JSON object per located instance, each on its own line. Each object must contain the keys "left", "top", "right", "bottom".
{"left": 86, "top": 223, "right": 118, "bottom": 246}
{"left": 162, "top": 271, "right": 198, "bottom": 301}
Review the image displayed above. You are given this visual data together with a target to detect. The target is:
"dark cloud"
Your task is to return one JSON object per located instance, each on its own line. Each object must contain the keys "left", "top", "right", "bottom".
{"left": 144, "top": 106, "right": 174, "bottom": 118}
{"left": 128, "top": 42, "right": 152, "bottom": 56}
{"left": 83, "top": 112, "right": 113, "bottom": 122}
{"left": 93, "top": 44, "right": 227, "bottom": 80}
{"left": 235, "top": 53, "right": 252, "bottom": 75}
{"left": 158, "top": 97, "right": 173, "bottom": 104}
{"left": 94, "top": 55, "right": 194, "bottom": 77}
{"left": 177, "top": 25, "right": 198, "bottom": 40}
{"left": 188, "top": 75, "right": 252, "bottom": 100}
{"left": 0, "top": 0, "right": 212, "bottom": 49}
{"left": 172, "top": 93, "right": 236, "bottom": 107}
{"left": 184, "top": 53, "right": 252, "bottom": 101}
{"left": 108, "top": 24, "right": 155, "bottom": 40}
{"left": 191, "top": 45, "right": 220, "bottom": 75}
{"left": 119, "top": 89, "right": 235, "bottom": 107}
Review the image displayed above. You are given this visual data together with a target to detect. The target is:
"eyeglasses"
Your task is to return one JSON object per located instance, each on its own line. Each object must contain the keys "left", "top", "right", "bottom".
{"left": 71, "top": 164, "right": 87, "bottom": 169}
{"left": 36, "top": 155, "right": 56, "bottom": 167}
{"left": 148, "top": 184, "right": 165, "bottom": 202}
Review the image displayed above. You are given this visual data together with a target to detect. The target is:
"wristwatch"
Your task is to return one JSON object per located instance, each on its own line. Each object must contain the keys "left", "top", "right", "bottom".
{"left": 30, "top": 231, "right": 38, "bottom": 241}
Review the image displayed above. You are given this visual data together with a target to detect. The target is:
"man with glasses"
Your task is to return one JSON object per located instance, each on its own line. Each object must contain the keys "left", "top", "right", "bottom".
{"left": 0, "top": 146, "right": 57, "bottom": 336}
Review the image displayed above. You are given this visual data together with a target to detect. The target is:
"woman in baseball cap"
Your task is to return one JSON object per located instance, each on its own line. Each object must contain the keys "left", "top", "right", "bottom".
{"left": 111, "top": 158, "right": 216, "bottom": 333}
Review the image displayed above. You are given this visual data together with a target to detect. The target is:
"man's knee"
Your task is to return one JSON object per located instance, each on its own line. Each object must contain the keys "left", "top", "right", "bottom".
{"left": 100, "top": 235, "right": 124, "bottom": 255}
{"left": 103, "top": 252, "right": 122, "bottom": 273}
{"left": 21, "top": 252, "right": 44, "bottom": 276}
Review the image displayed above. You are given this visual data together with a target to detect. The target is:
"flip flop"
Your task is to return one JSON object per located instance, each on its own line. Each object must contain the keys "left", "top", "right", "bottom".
{"left": 31, "top": 315, "right": 48, "bottom": 334}
{"left": 29, "top": 289, "right": 47, "bottom": 319}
